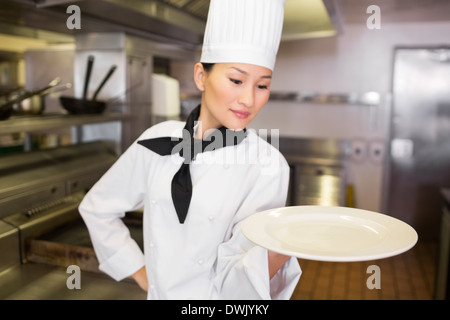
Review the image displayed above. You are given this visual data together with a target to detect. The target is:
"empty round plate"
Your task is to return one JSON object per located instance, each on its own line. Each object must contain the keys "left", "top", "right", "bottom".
{"left": 241, "top": 206, "right": 418, "bottom": 262}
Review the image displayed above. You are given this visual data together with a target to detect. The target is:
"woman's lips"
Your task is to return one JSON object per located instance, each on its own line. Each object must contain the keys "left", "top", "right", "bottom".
{"left": 231, "top": 109, "right": 250, "bottom": 119}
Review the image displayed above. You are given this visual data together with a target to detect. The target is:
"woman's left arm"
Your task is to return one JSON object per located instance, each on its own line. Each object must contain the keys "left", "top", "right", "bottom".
{"left": 268, "top": 251, "right": 291, "bottom": 279}
{"left": 212, "top": 146, "right": 301, "bottom": 299}
{"left": 79, "top": 137, "right": 149, "bottom": 282}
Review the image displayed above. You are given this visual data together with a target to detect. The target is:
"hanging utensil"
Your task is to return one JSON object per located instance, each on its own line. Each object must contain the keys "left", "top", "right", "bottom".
{"left": 82, "top": 55, "right": 94, "bottom": 100}
{"left": 92, "top": 65, "right": 116, "bottom": 101}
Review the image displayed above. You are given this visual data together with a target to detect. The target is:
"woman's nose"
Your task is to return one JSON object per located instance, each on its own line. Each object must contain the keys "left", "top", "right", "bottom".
{"left": 238, "top": 85, "right": 254, "bottom": 107}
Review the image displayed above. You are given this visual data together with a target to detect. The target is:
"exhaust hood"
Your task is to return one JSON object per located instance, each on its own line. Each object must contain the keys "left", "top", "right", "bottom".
{"left": 1, "top": 0, "right": 342, "bottom": 50}
{"left": 142, "top": 0, "right": 342, "bottom": 41}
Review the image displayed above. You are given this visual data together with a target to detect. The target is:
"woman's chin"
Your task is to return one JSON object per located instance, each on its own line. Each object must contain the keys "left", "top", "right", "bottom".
{"left": 223, "top": 118, "right": 252, "bottom": 131}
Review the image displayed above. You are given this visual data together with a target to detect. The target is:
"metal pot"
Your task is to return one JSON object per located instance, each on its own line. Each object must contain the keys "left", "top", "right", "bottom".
{"left": 11, "top": 91, "right": 45, "bottom": 115}
{"left": 12, "top": 83, "right": 72, "bottom": 115}
{"left": 0, "top": 77, "right": 61, "bottom": 120}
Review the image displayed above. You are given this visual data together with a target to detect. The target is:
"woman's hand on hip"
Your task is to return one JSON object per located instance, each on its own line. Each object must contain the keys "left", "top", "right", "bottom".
{"left": 132, "top": 266, "right": 148, "bottom": 292}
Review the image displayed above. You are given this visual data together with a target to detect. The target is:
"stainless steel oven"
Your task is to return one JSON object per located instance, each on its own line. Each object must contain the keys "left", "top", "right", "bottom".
{"left": 279, "top": 137, "right": 350, "bottom": 207}
{"left": 0, "top": 141, "right": 146, "bottom": 300}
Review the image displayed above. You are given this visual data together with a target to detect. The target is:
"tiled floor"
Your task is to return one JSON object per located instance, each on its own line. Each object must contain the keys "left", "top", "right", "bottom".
{"left": 290, "top": 240, "right": 438, "bottom": 300}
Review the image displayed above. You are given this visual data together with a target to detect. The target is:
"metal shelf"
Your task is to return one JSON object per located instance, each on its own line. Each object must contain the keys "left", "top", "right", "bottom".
{"left": 0, "top": 113, "right": 134, "bottom": 152}
{"left": 181, "top": 91, "right": 381, "bottom": 106}
{"left": 0, "top": 113, "right": 131, "bottom": 135}
{"left": 269, "top": 91, "right": 381, "bottom": 106}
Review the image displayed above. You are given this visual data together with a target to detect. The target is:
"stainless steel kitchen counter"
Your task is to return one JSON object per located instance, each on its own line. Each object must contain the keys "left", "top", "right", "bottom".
{"left": 0, "top": 263, "right": 146, "bottom": 300}
{"left": 0, "top": 214, "right": 146, "bottom": 300}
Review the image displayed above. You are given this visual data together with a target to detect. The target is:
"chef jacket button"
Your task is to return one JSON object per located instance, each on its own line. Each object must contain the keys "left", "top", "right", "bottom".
{"left": 149, "top": 242, "right": 154, "bottom": 247}
{"left": 151, "top": 199, "right": 157, "bottom": 205}
{"left": 149, "top": 284, "right": 155, "bottom": 290}
{"left": 208, "top": 215, "right": 214, "bottom": 221}
{"left": 197, "top": 259, "right": 204, "bottom": 265}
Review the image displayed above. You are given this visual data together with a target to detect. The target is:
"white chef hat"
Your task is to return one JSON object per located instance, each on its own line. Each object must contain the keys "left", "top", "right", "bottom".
{"left": 200, "top": 0, "right": 286, "bottom": 71}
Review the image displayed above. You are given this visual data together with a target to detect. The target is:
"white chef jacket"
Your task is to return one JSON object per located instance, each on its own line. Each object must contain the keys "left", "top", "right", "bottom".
{"left": 79, "top": 120, "right": 301, "bottom": 300}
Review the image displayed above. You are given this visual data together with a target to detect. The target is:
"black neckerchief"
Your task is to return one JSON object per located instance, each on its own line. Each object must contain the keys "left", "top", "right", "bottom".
{"left": 137, "top": 105, "right": 247, "bottom": 223}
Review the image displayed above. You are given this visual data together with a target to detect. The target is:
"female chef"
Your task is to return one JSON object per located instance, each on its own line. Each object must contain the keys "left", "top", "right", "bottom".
{"left": 79, "top": 0, "right": 301, "bottom": 299}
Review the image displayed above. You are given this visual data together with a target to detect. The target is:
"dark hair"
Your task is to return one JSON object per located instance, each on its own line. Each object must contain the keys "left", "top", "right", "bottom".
{"left": 202, "top": 63, "right": 215, "bottom": 72}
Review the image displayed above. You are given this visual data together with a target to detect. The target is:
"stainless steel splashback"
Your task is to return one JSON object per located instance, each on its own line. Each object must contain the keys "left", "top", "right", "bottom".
{"left": 280, "top": 137, "right": 350, "bottom": 165}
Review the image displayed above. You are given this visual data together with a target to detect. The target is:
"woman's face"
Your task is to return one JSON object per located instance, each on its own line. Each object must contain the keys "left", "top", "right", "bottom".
{"left": 194, "top": 62, "right": 272, "bottom": 133}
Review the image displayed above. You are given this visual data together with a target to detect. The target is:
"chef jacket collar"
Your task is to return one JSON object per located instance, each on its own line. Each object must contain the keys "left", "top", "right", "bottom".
{"left": 137, "top": 105, "right": 247, "bottom": 223}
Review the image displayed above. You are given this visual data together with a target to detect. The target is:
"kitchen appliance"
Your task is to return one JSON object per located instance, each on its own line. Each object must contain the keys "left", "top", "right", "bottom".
{"left": 279, "top": 137, "right": 350, "bottom": 207}
{"left": 0, "top": 141, "right": 146, "bottom": 299}
{"left": 384, "top": 46, "right": 450, "bottom": 241}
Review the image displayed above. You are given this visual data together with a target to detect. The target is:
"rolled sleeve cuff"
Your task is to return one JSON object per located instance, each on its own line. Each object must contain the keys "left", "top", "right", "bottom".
{"left": 242, "top": 246, "right": 271, "bottom": 299}
{"left": 98, "top": 238, "right": 145, "bottom": 281}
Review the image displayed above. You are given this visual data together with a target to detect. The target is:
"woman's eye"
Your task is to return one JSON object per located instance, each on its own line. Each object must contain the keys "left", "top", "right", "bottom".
{"left": 229, "top": 78, "right": 242, "bottom": 85}
{"left": 257, "top": 85, "right": 268, "bottom": 90}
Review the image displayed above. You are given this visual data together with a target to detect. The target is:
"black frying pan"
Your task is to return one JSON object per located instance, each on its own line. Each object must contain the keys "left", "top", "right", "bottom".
{"left": 60, "top": 55, "right": 116, "bottom": 114}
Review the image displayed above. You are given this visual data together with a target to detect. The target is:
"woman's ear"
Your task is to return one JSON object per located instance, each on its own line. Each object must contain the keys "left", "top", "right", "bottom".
{"left": 193, "top": 62, "right": 206, "bottom": 92}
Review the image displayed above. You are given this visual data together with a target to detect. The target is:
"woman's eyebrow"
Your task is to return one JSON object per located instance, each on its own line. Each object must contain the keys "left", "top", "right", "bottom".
{"left": 230, "top": 67, "right": 272, "bottom": 79}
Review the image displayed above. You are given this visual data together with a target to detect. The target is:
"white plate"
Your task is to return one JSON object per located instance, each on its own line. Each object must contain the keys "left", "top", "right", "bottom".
{"left": 241, "top": 206, "right": 418, "bottom": 262}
